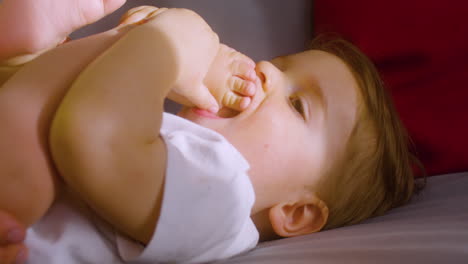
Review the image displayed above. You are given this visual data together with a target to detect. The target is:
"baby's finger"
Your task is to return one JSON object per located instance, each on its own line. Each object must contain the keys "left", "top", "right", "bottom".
{"left": 222, "top": 92, "right": 252, "bottom": 111}
{"left": 119, "top": 6, "right": 149, "bottom": 24}
{"left": 185, "top": 84, "right": 219, "bottom": 113}
{"left": 232, "top": 60, "right": 258, "bottom": 82}
{"left": 146, "top": 7, "right": 169, "bottom": 20}
{"left": 229, "top": 76, "right": 256, "bottom": 97}
{"left": 0, "top": 244, "right": 28, "bottom": 264}
{"left": 229, "top": 47, "right": 255, "bottom": 68}
{"left": 119, "top": 6, "right": 168, "bottom": 26}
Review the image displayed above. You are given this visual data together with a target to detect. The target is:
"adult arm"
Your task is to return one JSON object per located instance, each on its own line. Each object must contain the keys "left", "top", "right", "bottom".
{"left": 0, "top": 0, "right": 127, "bottom": 62}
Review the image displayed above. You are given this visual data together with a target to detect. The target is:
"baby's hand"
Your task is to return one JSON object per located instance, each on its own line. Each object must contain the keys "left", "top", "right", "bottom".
{"left": 118, "top": 6, "right": 169, "bottom": 27}
{"left": 120, "top": 6, "right": 224, "bottom": 112}
{"left": 204, "top": 44, "right": 258, "bottom": 111}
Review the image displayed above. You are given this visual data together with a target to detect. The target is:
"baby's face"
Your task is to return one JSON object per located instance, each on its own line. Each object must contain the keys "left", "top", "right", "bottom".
{"left": 178, "top": 50, "right": 359, "bottom": 214}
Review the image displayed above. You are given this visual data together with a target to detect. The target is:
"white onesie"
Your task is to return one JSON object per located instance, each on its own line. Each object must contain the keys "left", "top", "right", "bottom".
{"left": 25, "top": 113, "right": 259, "bottom": 264}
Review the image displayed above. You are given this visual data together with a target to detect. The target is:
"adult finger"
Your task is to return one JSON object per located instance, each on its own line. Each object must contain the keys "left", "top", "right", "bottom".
{"left": 0, "top": 211, "right": 25, "bottom": 245}
{"left": 0, "top": 244, "right": 28, "bottom": 264}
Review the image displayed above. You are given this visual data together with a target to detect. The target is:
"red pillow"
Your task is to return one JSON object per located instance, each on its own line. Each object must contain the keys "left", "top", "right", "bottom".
{"left": 314, "top": 0, "right": 468, "bottom": 176}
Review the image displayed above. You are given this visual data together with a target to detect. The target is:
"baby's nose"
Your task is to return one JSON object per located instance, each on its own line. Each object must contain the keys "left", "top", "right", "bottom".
{"left": 255, "top": 61, "right": 278, "bottom": 93}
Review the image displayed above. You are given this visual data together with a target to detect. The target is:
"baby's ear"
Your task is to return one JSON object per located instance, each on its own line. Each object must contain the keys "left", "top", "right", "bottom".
{"left": 269, "top": 194, "right": 329, "bottom": 237}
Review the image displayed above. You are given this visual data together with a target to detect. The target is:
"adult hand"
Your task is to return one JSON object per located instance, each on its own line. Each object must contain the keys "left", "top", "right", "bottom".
{"left": 0, "top": 211, "right": 27, "bottom": 264}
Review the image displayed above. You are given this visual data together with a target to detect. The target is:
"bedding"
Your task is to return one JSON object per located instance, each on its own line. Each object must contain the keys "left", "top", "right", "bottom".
{"left": 218, "top": 172, "right": 468, "bottom": 264}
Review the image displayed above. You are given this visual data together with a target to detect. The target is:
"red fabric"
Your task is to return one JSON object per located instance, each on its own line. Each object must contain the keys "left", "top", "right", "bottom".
{"left": 314, "top": 0, "right": 468, "bottom": 177}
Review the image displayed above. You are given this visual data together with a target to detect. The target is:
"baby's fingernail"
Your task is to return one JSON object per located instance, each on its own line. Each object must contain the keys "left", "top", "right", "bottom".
{"left": 135, "top": 18, "right": 149, "bottom": 25}
{"left": 15, "top": 248, "right": 27, "bottom": 264}
{"left": 209, "top": 106, "right": 219, "bottom": 113}
{"left": 248, "top": 70, "right": 257, "bottom": 80}
{"left": 7, "top": 228, "right": 23, "bottom": 243}
{"left": 240, "top": 97, "right": 251, "bottom": 109}
{"left": 246, "top": 83, "right": 256, "bottom": 95}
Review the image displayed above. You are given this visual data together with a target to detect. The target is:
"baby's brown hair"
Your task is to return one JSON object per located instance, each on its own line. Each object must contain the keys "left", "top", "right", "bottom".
{"left": 310, "top": 35, "right": 425, "bottom": 229}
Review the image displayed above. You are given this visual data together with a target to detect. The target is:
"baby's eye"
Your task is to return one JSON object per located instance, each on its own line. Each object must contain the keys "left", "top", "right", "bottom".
{"left": 289, "top": 96, "right": 305, "bottom": 119}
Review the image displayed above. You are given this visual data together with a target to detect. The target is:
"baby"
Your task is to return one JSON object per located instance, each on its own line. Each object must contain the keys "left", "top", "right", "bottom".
{"left": 0, "top": 0, "right": 418, "bottom": 263}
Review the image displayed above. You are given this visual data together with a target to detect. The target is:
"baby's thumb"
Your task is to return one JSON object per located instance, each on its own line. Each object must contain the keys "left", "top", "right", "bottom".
{"left": 187, "top": 84, "right": 219, "bottom": 113}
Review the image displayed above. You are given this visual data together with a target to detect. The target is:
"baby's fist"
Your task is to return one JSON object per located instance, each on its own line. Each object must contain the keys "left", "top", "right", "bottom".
{"left": 204, "top": 45, "right": 259, "bottom": 111}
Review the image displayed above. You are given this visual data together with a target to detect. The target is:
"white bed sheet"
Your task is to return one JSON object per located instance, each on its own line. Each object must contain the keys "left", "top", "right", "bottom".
{"left": 218, "top": 172, "right": 468, "bottom": 264}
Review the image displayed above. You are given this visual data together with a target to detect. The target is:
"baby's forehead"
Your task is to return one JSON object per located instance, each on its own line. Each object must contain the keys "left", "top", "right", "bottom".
{"left": 271, "top": 50, "right": 350, "bottom": 71}
{"left": 302, "top": 50, "right": 360, "bottom": 153}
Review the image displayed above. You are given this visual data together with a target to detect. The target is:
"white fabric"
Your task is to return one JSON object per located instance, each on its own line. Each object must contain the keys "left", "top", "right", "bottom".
{"left": 25, "top": 191, "right": 123, "bottom": 264}
{"left": 25, "top": 113, "right": 258, "bottom": 264}
{"left": 117, "top": 113, "right": 258, "bottom": 263}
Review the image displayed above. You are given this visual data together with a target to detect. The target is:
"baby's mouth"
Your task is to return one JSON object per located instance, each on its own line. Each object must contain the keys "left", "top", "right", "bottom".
{"left": 190, "top": 107, "right": 239, "bottom": 119}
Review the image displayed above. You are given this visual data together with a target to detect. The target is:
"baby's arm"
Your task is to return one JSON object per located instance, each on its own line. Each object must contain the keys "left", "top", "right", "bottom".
{"left": 50, "top": 8, "right": 219, "bottom": 244}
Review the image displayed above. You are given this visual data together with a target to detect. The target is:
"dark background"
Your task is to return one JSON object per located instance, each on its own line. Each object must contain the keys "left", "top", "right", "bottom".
{"left": 71, "top": 0, "right": 313, "bottom": 62}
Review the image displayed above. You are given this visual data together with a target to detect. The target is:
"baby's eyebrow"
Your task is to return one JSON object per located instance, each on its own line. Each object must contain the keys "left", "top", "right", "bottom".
{"left": 305, "top": 77, "right": 327, "bottom": 117}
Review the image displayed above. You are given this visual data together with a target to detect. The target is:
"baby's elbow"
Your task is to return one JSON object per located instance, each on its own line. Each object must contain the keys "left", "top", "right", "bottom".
{"left": 49, "top": 108, "right": 107, "bottom": 188}
{"left": 50, "top": 108, "right": 81, "bottom": 167}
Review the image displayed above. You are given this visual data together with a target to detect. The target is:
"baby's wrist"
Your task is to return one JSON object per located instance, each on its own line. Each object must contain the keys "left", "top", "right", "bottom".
{"left": 0, "top": 54, "right": 40, "bottom": 68}
{"left": 0, "top": 37, "right": 69, "bottom": 68}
